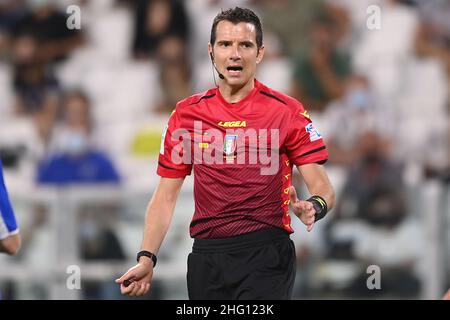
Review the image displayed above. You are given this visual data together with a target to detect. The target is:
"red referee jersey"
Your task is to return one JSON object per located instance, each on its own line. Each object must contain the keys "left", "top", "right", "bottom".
{"left": 157, "top": 80, "right": 328, "bottom": 239}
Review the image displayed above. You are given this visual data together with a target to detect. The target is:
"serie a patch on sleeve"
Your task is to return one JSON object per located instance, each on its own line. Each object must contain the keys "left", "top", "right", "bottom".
{"left": 305, "top": 123, "right": 322, "bottom": 142}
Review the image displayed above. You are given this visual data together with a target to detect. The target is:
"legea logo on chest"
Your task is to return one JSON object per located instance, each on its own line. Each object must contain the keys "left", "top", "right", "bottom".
{"left": 218, "top": 120, "right": 247, "bottom": 128}
{"left": 170, "top": 121, "right": 280, "bottom": 175}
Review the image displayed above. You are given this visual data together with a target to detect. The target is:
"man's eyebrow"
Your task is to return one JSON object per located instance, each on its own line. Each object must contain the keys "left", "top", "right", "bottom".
{"left": 240, "top": 41, "right": 255, "bottom": 46}
{"left": 216, "top": 40, "right": 255, "bottom": 46}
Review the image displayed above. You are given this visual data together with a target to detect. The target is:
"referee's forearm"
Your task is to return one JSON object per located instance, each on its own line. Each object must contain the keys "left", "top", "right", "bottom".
{"left": 140, "top": 195, "right": 177, "bottom": 256}
{"left": 298, "top": 164, "right": 336, "bottom": 211}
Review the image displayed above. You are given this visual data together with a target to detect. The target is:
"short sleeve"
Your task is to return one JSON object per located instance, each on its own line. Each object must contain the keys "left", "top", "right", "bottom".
{"left": 284, "top": 104, "right": 328, "bottom": 166}
{"left": 157, "top": 109, "right": 193, "bottom": 178}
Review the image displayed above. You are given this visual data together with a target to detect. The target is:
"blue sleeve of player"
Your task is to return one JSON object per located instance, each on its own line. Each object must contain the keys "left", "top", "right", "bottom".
{"left": 0, "top": 161, "right": 18, "bottom": 235}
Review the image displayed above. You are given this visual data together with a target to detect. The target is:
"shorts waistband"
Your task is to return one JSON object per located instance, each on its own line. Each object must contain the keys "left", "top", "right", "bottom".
{"left": 192, "top": 228, "right": 290, "bottom": 253}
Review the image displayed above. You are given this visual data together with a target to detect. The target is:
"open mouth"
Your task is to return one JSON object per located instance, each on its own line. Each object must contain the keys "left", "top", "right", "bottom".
{"left": 226, "top": 66, "right": 243, "bottom": 76}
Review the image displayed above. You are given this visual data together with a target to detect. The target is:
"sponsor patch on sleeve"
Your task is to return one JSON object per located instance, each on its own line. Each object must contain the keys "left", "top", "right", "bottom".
{"left": 305, "top": 123, "right": 322, "bottom": 142}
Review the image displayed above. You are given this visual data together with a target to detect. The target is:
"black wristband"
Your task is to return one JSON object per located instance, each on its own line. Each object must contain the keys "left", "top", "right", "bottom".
{"left": 306, "top": 195, "right": 328, "bottom": 222}
{"left": 137, "top": 250, "right": 157, "bottom": 267}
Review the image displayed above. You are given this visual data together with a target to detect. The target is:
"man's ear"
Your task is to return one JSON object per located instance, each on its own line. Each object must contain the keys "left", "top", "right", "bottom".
{"left": 208, "top": 42, "right": 213, "bottom": 58}
{"left": 256, "top": 45, "right": 265, "bottom": 64}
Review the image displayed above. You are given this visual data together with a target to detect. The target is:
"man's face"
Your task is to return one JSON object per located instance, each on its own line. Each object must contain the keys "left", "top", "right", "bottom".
{"left": 65, "top": 96, "right": 90, "bottom": 132}
{"left": 209, "top": 21, "right": 264, "bottom": 88}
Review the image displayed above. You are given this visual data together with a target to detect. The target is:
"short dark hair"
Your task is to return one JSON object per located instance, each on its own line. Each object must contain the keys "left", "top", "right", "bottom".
{"left": 210, "top": 7, "right": 263, "bottom": 49}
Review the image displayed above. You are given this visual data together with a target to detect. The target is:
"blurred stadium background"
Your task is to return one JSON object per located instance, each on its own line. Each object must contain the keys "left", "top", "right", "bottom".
{"left": 0, "top": 0, "right": 449, "bottom": 300}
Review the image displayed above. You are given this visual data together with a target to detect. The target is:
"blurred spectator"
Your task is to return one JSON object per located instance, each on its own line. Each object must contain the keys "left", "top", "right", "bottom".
{"left": 360, "top": 187, "right": 408, "bottom": 228}
{"left": 319, "top": 132, "right": 423, "bottom": 298}
{"left": 320, "top": 74, "right": 389, "bottom": 166}
{"left": 411, "top": 0, "right": 450, "bottom": 43}
{"left": 256, "top": 0, "right": 325, "bottom": 58}
{"left": 12, "top": 0, "right": 83, "bottom": 64}
{"left": 291, "top": 15, "right": 351, "bottom": 112}
{"left": 415, "top": 22, "right": 450, "bottom": 76}
{"left": 324, "top": 0, "right": 383, "bottom": 46}
{"left": 0, "top": 0, "right": 27, "bottom": 33}
{"left": 11, "top": 32, "right": 60, "bottom": 149}
{"left": 12, "top": 33, "right": 59, "bottom": 116}
{"left": 332, "top": 131, "right": 400, "bottom": 221}
{"left": 80, "top": 216, "right": 125, "bottom": 261}
{"left": 154, "top": 35, "right": 191, "bottom": 113}
{"left": 320, "top": 131, "right": 406, "bottom": 289}
{"left": 0, "top": 0, "right": 28, "bottom": 59}
{"left": 36, "top": 90, "right": 121, "bottom": 184}
{"left": 132, "top": 0, "right": 189, "bottom": 60}
{"left": 322, "top": 1, "right": 352, "bottom": 48}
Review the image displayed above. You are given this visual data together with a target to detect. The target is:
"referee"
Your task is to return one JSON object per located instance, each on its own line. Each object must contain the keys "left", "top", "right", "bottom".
{"left": 0, "top": 160, "right": 20, "bottom": 255}
{"left": 116, "top": 7, "right": 335, "bottom": 299}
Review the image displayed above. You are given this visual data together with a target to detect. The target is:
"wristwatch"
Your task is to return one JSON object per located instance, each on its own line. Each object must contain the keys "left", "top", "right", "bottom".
{"left": 136, "top": 250, "right": 157, "bottom": 267}
{"left": 306, "top": 195, "right": 328, "bottom": 222}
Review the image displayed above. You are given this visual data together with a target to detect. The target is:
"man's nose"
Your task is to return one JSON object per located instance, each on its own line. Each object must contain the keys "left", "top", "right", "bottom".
{"left": 229, "top": 44, "right": 242, "bottom": 60}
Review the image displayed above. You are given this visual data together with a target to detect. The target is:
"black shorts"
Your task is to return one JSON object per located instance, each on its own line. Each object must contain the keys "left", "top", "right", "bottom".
{"left": 187, "top": 228, "right": 296, "bottom": 300}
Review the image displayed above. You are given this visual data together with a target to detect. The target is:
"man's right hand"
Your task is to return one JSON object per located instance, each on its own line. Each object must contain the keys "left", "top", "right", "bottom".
{"left": 289, "top": 186, "right": 316, "bottom": 232}
{"left": 115, "top": 259, "right": 154, "bottom": 296}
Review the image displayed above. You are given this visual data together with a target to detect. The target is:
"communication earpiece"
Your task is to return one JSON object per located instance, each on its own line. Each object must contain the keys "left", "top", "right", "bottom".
{"left": 209, "top": 52, "right": 224, "bottom": 79}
